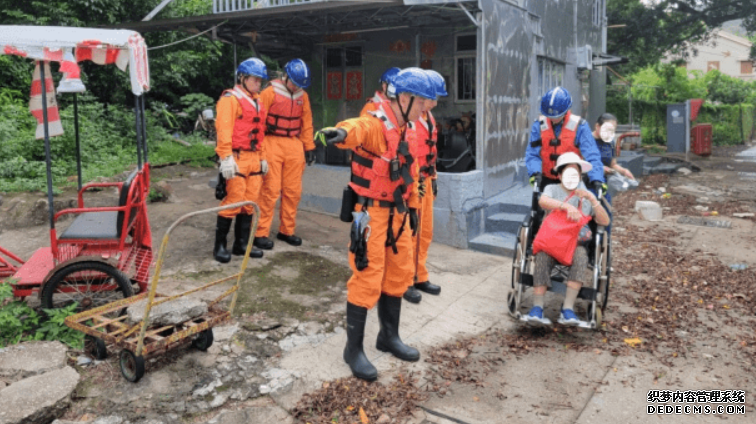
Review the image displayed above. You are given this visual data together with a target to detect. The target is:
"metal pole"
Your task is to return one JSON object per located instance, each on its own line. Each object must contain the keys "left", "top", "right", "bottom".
{"left": 141, "top": 95, "right": 148, "bottom": 163}
{"left": 415, "top": 32, "right": 420, "bottom": 67}
{"left": 628, "top": 82, "right": 633, "bottom": 127}
{"left": 135, "top": 95, "right": 143, "bottom": 170}
{"left": 39, "top": 62, "right": 56, "bottom": 231}
{"left": 74, "top": 93, "right": 82, "bottom": 191}
{"left": 233, "top": 40, "right": 238, "bottom": 82}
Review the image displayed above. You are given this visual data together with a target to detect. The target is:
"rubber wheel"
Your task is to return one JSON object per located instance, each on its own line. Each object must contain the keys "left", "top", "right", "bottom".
{"left": 506, "top": 291, "right": 518, "bottom": 318}
{"left": 40, "top": 261, "right": 134, "bottom": 317}
{"left": 586, "top": 303, "right": 603, "bottom": 329}
{"left": 85, "top": 335, "right": 108, "bottom": 360}
{"left": 597, "top": 235, "right": 611, "bottom": 312}
{"left": 601, "top": 241, "right": 611, "bottom": 312}
{"left": 510, "top": 233, "right": 521, "bottom": 290}
{"left": 119, "top": 349, "right": 145, "bottom": 383}
{"left": 192, "top": 328, "right": 214, "bottom": 351}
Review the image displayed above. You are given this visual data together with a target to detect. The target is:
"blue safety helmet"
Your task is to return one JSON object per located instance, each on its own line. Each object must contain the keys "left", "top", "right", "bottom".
{"left": 540, "top": 86, "right": 573, "bottom": 119}
{"left": 425, "top": 69, "right": 448, "bottom": 98}
{"left": 392, "top": 67, "right": 436, "bottom": 100}
{"left": 236, "top": 58, "right": 268, "bottom": 80}
{"left": 284, "top": 59, "right": 311, "bottom": 89}
{"left": 380, "top": 67, "right": 401, "bottom": 84}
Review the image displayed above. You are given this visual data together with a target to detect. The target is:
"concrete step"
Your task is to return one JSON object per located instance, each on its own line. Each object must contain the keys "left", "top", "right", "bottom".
{"left": 484, "top": 184, "right": 533, "bottom": 216}
{"left": 643, "top": 156, "right": 662, "bottom": 167}
{"left": 468, "top": 232, "right": 517, "bottom": 257}
{"left": 486, "top": 212, "right": 527, "bottom": 234}
{"left": 649, "top": 163, "right": 682, "bottom": 174}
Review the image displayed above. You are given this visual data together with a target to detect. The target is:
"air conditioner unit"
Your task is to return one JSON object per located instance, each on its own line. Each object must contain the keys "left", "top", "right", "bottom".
{"left": 576, "top": 45, "right": 593, "bottom": 70}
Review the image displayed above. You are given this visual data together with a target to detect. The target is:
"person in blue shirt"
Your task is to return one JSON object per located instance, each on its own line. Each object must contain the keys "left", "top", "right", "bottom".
{"left": 592, "top": 112, "right": 635, "bottom": 237}
{"left": 525, "top": 87, "right": 605, "bottom": 194}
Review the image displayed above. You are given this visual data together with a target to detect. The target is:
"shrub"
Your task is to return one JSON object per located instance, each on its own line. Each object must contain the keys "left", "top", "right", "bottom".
{"left": 0, "top": 282, "right": 83, "bottom": 349}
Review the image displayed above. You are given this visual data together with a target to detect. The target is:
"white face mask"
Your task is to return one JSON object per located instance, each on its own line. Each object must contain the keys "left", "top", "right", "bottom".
{"left": 561, "top": 167, "right": 581, "bottom": 190}
{"left": 600, "top": 122, "right": 616, "bottom": 143}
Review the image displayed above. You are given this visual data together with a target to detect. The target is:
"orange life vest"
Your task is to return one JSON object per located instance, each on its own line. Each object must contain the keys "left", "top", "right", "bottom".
{"left": 538, "top": 111, "right": 583, "bottom": 178}
{"left": 368, "top": 90, "right": 389, "bottom": 108}
{"left": 415, "top": 111, "right": 438, "bottom": 178}
{"left": 349, "top": 104, "right": 417, "bottom": 212}
{"left": 265, "top": 79, "right": 304, "bottom": 137}
{"left": 225, "top": 86, "right": 266, "bottom": 152}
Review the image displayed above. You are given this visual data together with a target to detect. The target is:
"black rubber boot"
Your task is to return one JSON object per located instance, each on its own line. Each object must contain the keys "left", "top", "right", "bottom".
{"left": 402, "top": 285, "right": 422, "bottom": 304}
{"left": 232, "top": 214, "right": 263, "bottom": 258}
{"left": 414, "top": 281, "right": 441, "bottom": 295}
{"left": 213, "top": 216, "right": 233, "bottom": 263}
{"left": 253, "top": 236, "right": 274, "bottom": 250}
{"left": 376, "top": 294, "right": 420, "bottom": 362}
{"left": 276, "top": 232, "right": 302, "bottom": 246}
{"left": 344, "top": 302, "right": 378, "bottom": 381}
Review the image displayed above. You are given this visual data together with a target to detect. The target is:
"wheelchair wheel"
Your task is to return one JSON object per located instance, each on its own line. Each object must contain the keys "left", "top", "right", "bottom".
{"left": 597, "top": 234, "right": 611, "bottom": 312}
{"left": 508, "top": 225, "right": 528, "bottom": 319}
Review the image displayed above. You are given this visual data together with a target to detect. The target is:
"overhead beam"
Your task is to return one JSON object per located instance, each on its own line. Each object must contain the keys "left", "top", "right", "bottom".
{"left": 142, "top": 0, "right": 176, "bottom": 21}
{"left": 457, "top": 2, "right": 480, "bottom": 27}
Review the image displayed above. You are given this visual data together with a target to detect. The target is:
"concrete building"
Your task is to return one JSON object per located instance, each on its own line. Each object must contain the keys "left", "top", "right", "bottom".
{"left": 668, "top": 30, "right": 755, "bottom": 82}
{"left": 128, "top": 0, "right": 620, "bottom": 255}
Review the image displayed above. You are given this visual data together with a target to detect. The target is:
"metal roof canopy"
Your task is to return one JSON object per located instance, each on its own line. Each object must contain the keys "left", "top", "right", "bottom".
{"left": 118, "top": 0, "right": 480, "bottom": 59}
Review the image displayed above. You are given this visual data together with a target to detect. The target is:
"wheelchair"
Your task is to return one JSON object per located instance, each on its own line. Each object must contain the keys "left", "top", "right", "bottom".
{"left": 507, "top": 176, "right": 611, "bottom": 330}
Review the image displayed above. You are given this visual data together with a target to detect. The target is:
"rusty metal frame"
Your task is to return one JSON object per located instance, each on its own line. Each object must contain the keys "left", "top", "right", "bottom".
{"left": 65, "top": 201, "right": 259, "bottom": 360}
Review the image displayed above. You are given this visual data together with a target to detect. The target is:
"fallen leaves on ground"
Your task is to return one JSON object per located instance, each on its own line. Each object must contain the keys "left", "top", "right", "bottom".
{"left": 292, "top": 374, "right": 426, "bottom": 424}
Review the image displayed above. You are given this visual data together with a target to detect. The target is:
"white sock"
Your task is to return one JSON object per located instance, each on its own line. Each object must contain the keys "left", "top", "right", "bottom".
{"left": 533, "top": 291, "right": 545, "bottom": 309}
{"left": 563, "top": 286, "right": 580, "bottom": 311}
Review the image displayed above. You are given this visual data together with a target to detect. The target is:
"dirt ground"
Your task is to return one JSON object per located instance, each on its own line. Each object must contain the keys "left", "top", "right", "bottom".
{"left": 1, "top": 144, "right": 755, "bottom": 423}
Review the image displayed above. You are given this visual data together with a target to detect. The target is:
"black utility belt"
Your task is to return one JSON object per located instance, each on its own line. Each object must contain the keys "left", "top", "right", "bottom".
{"left": 356, "top": 196, "right": 396, "bottom": 208}
{"left": 232, "top": 149, "right": 257, "bottom": 153}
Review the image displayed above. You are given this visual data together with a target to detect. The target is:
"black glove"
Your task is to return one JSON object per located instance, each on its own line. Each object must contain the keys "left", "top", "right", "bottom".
{"left": 316, "top": 127, "right": 347, "bottom": 147}
{"left": 432, "top": 179, "right": 438, "bottom": 197}
{"left": 592, "top": 181, "right": 608, "bottom": 197}
{"left": 305, "top": 149, "right": 316, "bottom": 166}
{"left": 418, "top": 179, "right": 426, "bottom": 198}
{"left": 409, "top": 208, "right": 418, "bottom": 236}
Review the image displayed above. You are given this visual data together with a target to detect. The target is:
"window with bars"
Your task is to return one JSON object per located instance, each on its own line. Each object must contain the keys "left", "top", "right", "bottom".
{"left": 537, "top": 57, "right": 565, "bottom": 98}
{"left": 455, "top": 33, "right": 476, "bottom": 103}
{"left": 592, "top": 0, "right": 605, "bottom": 27}
{"left": 741, "top": 61, "right": 753, "bottom": 74}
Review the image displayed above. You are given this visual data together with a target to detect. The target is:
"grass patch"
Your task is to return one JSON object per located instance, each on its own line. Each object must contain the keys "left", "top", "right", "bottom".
{"left": 234, "top": 251, "right": 351, "bottom": 322}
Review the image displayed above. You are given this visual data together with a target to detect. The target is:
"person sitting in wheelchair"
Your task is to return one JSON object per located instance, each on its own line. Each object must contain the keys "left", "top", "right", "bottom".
{"left": 523, "top": 152, "right": 611, "bottom": 327}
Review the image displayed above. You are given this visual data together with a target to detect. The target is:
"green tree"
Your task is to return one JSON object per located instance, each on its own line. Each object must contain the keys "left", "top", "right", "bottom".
{"left": 630, "top": 63, "right": 707, "bottom": 103}
{"left": 0, "top": 0, "right": 250, "bottom": 109}
{"left": 608, "top": 0, "right": 756, "bottom": 74}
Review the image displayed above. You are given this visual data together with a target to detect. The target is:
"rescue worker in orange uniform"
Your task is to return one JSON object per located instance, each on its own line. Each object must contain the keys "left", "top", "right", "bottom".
{"left": 319, "top": 68, "right": 436, "bottom": 381}
{"left": 403, "top": 69, "right": 447, "bottom": 304}
{"left": 213, "top": 58, "right": 269, "bottom": 263}
{"left": 359, "top": 67, "right": 400, "bottom": 117}
{"left": 253, "top": 59, "right": 315, "bottom": 250}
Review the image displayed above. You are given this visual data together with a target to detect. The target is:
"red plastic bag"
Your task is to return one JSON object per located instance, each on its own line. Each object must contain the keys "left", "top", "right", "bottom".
{"left": 532, "top": 196, "right": 592, "bottom": 266}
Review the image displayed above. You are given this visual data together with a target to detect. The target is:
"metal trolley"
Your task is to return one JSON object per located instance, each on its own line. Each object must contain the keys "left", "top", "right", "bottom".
{"left": 65, "top": 202, "right": 259, "bottom": 382}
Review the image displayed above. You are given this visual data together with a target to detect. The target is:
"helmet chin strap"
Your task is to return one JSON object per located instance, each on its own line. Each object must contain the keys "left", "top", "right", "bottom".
{"left": 398, "top": 95, "right": 414, "bottom": 129}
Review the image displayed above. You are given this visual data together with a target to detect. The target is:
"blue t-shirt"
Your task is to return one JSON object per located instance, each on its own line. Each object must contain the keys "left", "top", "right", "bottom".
{"left": 594, "top": 135, "right": 615, "bottom": 168}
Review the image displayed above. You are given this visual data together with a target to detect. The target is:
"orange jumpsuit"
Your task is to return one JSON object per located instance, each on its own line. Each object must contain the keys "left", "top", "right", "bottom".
{"left": 256, "top": 80, "right": 315, "bottom": 238}
{"left": 215, "top": 87, "right": 267, "bottom": 218}
{"left": 335, "top": 108, "right": 420, "bottom": 309}
{"left": 412, "top": 111, "right": 438, "bottom": 283}
{"left": 359, "top": 90, "right": 389, "bottom": 117}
